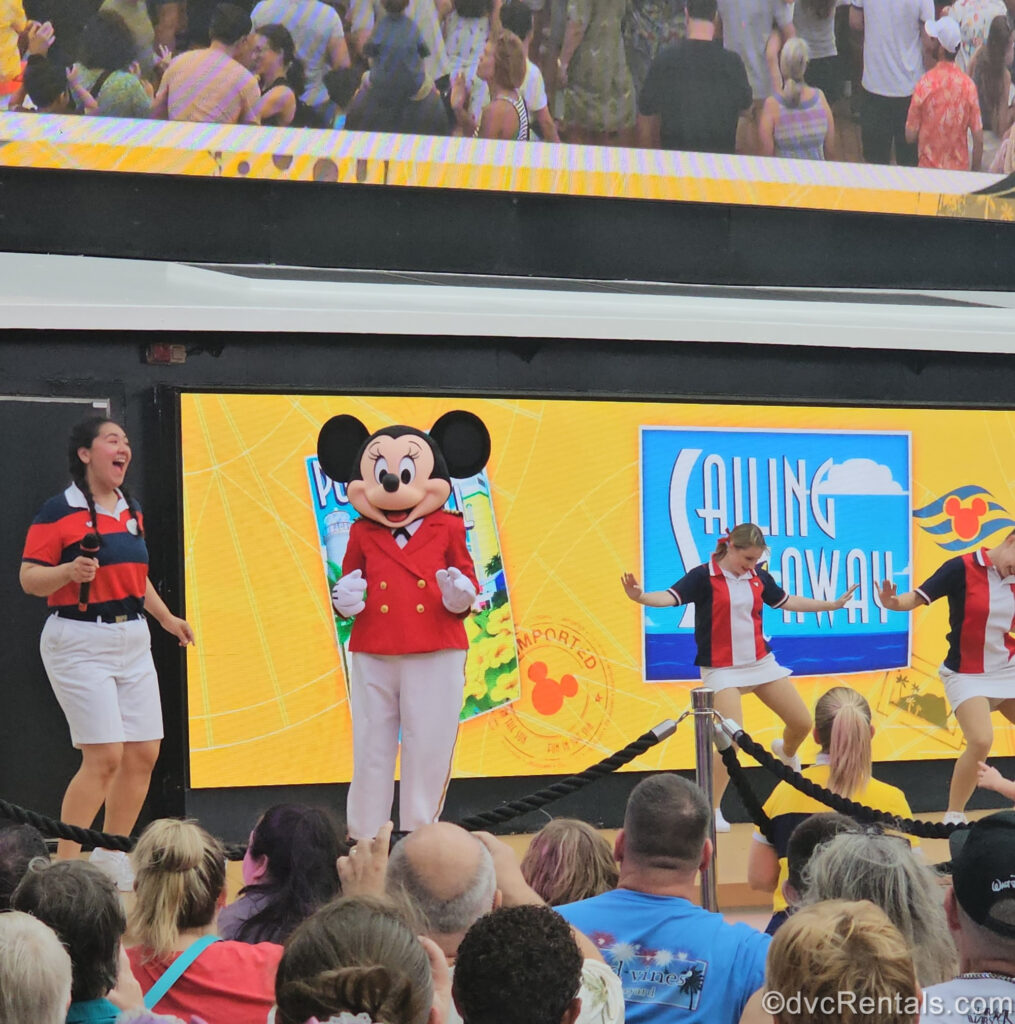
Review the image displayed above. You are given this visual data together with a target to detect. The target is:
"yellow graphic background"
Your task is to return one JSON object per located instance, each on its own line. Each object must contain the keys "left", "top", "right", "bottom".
{"left": 182, "top": 393, "right": 1015, "bottom": 788}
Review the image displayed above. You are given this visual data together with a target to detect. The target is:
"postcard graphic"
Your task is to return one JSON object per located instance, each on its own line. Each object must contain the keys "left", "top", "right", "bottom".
{"left": 307, "top": 458, "right": 521, "bottom": 720}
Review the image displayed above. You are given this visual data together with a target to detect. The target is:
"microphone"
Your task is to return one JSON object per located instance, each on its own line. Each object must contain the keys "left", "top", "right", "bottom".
{"left": 77, "top": 533, "right": 101, "bottom": 612}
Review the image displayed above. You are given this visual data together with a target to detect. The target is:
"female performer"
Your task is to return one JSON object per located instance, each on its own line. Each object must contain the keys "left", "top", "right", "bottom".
{"left": 879, "top": 530, "right": 1015, "bottom": 823}
{"left": 622, "top": 521, "right": 857, "bottom": 830}
{"left": 19, "top": 417, "right": 194, "bottom": 884}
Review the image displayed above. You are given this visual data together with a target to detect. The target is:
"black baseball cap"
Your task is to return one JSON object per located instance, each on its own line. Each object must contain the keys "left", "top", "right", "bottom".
{"left": 950, "top": 811, "right": 1015, "bottom": 937}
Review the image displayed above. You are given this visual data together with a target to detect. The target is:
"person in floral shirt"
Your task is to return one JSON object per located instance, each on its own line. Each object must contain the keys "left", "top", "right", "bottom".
{"left": 905, "top": 15, "right": 983, "bottom": 169}
{"left": 949, "top": 0, "right": 1007, "bottom": 71}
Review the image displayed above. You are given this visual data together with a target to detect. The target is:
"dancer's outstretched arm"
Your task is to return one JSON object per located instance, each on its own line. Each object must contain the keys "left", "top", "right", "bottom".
{"left": 878, "top": 580, "right": 928, "bottom": 613}
{"left": 621, "top": 572, "right": 679, "bottom": 608}
{"left": 783, "top": 584, "right": 859, "bottom": 613}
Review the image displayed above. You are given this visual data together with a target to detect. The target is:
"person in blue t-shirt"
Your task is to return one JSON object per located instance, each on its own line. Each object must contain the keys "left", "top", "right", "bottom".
{"left": 557, "top": 774, "right": 770, "bottom": 1024}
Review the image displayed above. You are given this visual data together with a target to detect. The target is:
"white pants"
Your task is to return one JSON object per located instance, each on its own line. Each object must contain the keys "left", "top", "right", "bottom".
{"left": 347, "top": 649, "right": 466, "bottom": 839}
{"left": 40, "top": 614, "right": 162, "bottom": 747}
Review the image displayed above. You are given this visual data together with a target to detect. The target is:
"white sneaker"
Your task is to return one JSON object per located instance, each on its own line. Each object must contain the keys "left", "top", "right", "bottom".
{"left": 89, "top": 848, "right": 135, "bottom": 893}
{"left": 714, "top": 808, "right": 731, "bottom": 833}
{"left": 771, "top": 738, "right": 802, "bottom": 773}
{"left": 943, "top": 811, "right": 968, "bottom": 826}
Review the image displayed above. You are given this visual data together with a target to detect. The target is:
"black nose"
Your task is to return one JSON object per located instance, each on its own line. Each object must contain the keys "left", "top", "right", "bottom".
{"left": 381, "top": 472, "right": 400, "bottom": 493}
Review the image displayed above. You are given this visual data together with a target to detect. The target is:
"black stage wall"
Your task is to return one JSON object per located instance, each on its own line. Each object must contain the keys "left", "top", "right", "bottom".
{"left": 3, "top": 330, "right": 1015, "bottom": 844}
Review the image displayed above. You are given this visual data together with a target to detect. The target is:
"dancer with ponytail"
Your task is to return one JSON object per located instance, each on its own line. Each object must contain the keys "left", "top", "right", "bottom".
{"left": 19, "top": 417, "right": 194, "bottom": 882}
{"left": 746, "top": 686, "right": 914, "bottom": 934}
{"left": 622, "top": 522, "right": 857, "bottom": 831}
{"left": 879, "top": 529, "right": 1015, "bottom": 824}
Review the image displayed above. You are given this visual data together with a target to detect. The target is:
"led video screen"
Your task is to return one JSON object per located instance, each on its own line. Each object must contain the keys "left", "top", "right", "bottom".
{"left": 181, "top": 392, "right": 1015, "bottom": 787}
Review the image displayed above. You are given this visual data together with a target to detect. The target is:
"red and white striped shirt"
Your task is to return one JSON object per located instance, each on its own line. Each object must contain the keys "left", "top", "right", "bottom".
{"left": 668, "top": 558, "right": 788, "bottom": 668}
{"left": 916, "top": 548, "right": 1015, "bottom": 673}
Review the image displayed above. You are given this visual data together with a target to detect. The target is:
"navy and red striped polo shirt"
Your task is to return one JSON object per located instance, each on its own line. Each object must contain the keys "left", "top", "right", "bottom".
{"left": 667, "top": 558, "right": 788, "bottom": 667}
{"left": 916, "top": 548, "right": 1015, "bottom": 674}
{"left": 22, "top": 484, "right": 149, "bottom": 619}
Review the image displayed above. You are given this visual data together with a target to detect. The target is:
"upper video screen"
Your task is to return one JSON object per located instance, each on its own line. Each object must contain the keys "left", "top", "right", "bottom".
{"left": 2, "top": 0, "right": 1013, "bottom": 222}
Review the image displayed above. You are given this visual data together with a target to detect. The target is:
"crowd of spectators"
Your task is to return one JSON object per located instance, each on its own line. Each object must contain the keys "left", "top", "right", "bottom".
{"left": 3, "top": 684, "right": 1015, "bottom": 1024}
{"left": 1, "top": 766, "right": 1014, "bottom": 1023}
{"left": 0, "top": 0, "right": 1007, "bottom": 169}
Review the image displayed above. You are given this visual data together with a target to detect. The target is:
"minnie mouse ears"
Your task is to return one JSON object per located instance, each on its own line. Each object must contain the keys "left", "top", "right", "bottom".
{"left": 317, "top": 414, "right": 371, "bottom": 484}
{"left": 317, "top": 411, "right": 491, "bottom": 484}
{"left": 429, "top": 411, "right": 491, "bottom": 479}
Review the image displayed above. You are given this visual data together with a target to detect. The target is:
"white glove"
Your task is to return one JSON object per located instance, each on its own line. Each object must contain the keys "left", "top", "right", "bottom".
{"left": 436, "top": 567, "right": 477, "bottom": 614}
{"left": 332, "top": 569, "right": 366, "bottom": 617}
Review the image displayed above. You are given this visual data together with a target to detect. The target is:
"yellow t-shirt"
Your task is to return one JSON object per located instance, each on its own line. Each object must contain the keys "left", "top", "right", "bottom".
{"left": 0, "top": 0, "right": 26, "bottom": 82}
{"left": 755, "top": 761, "right": 915, "bottom": 913}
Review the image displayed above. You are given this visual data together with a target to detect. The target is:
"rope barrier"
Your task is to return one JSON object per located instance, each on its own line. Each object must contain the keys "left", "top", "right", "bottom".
{"left": 718, "top": 745, "right": 774, "bottom": 844}
{"left": 726, "top": 725, "right": 963, "bottom": 840}
{"left": 0, "top": 797, "right": 247, "bottom": 860}
{"left": 456, "top": 720, "right": 678, "bottom": 831}
{"left": 0, "top": 720, "right": 679, "bottom": 854}
{"left": 0, "top": 797, "right": 134, "bottom": 853}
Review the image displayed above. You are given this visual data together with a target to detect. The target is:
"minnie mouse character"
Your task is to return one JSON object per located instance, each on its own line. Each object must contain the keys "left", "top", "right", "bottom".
{"left": 317, "top": 411, "right": 491, "bottom": 840}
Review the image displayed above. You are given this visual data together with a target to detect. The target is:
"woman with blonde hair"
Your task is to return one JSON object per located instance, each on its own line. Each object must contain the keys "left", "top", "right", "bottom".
{"left": 273, "top": 895, "right": 447, "bottom": 1024}
{"left": 759, "top": 37, "right": 835, "bottom": 160}
{"left": 747, "top": 686, "right": 915, "bottom": 933}
{"left": 801, "top": 830, "right": 957, "bottom": 986}
{"left": 754, "top": 900, "right": 921, "bottom": 1024}
{"left": 520, "top": 819, "right": 618, "bottom": 905}
{"left": 624, "top": 522, "right": 857, "bottom": 831}
{"left": 125, "top": 819, "right": 282, "bottom": 1024}
{"left": 450, "top": 29, "right": 531, "bottom": 139}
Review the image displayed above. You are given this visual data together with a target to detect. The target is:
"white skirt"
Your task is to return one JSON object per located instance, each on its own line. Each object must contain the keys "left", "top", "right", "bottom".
{"left": 700, "top": 652, "right": 792, "bottom": 693}
{"left": 940, "top": 662, "right": 1015, "bottom": 712}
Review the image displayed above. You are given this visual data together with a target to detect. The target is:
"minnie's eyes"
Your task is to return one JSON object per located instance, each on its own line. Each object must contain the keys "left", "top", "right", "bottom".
{"left": 373, "top": 457, "right": 389, "bottom": 483}
{"left": 399, "top": 456, "right": 415, "bottom": 485}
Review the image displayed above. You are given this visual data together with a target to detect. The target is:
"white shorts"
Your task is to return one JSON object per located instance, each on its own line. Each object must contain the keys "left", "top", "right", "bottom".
{"left": 40, "top": 614, "right": 163, "bottom": 747}
{"left": 700, "top": 652, "right": 792, "bottom": 693}
{"left": 940, "top": 662, "right": 1015, "bottom": 713}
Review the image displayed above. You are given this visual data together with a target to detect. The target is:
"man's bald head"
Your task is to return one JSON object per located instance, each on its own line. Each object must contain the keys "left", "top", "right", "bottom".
{"left": 387, "top": 824, "right": 497, "bottom": 941}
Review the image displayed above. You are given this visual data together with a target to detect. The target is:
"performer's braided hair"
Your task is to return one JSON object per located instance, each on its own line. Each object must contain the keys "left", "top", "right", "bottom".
{"left": 68, "top": 417, "right": 143, "bottom": 539}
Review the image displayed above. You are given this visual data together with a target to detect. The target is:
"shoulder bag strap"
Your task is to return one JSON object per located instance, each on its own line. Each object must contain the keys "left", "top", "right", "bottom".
{"left": 91, "top": 69, "right": 114, "bottom": 98}
{"left": 143, "top": 934, "right": 221, "bottom": 1010}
